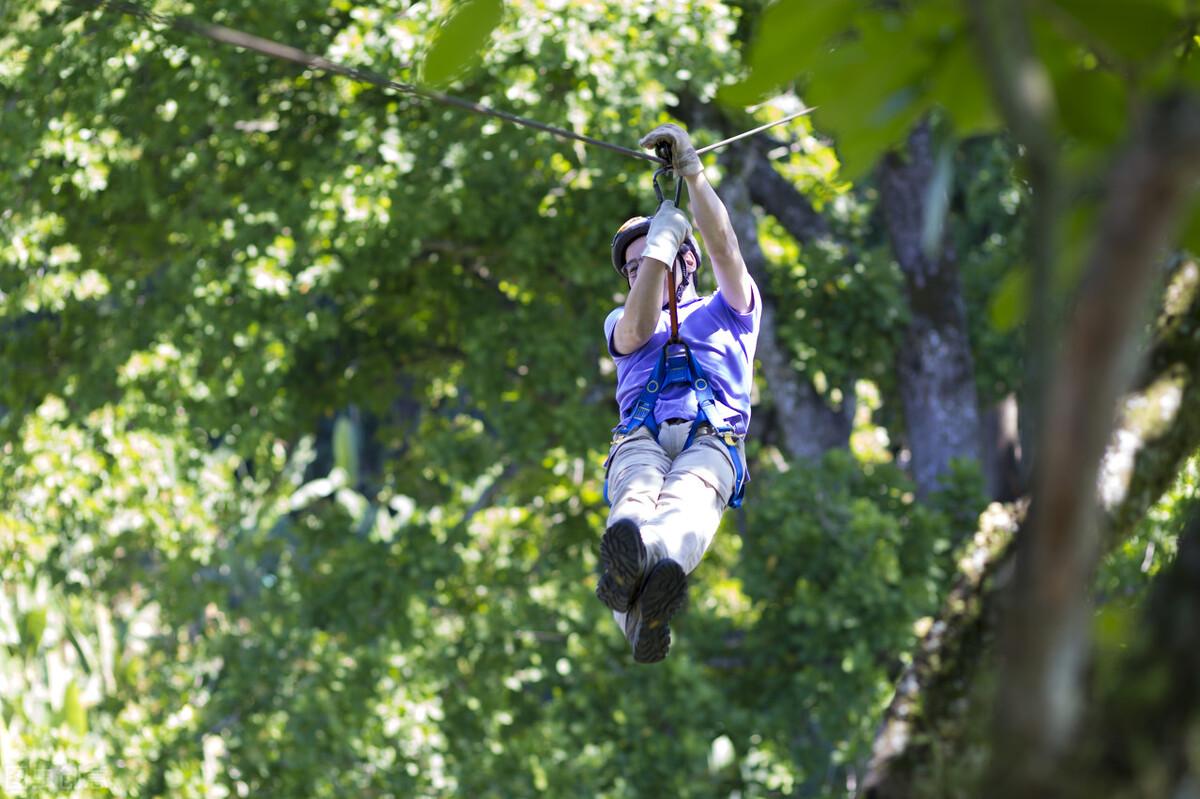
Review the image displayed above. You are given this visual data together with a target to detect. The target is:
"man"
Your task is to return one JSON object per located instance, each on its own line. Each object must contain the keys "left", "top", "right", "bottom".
{"left": 597, "top": 123, "right": 761, "bottom": 663}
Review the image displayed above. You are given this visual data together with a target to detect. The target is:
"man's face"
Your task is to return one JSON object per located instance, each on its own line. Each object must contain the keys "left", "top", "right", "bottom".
{"left": 622, "top": 236, "right": 692, "bottom": 301}
{"left": 622, "top": 236, "right": 650, "bottom": 289}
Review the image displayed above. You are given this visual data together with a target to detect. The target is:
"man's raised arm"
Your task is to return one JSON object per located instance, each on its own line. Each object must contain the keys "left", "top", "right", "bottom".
{"left": 639, "top": 124, "right": 754, "bottom": 313}
{"left": 611, "top": 201, "right": 693, "bottom": 355}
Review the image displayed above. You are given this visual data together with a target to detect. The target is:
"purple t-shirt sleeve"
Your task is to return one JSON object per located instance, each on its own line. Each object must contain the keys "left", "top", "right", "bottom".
{"left": 712, "top": 280, "right": 761, "bottom": 334}
{"left": 604, "top": 307, "right": 628, "bottom": 359}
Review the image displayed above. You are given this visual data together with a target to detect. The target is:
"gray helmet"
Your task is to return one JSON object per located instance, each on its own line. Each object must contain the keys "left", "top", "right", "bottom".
{"left": 610, "top": 216, "right": 702, "bottom": 276}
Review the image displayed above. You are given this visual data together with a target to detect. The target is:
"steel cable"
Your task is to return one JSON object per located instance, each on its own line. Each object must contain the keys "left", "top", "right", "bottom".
{"left": 73, "top": 0, "right": 813, "bottom": 166}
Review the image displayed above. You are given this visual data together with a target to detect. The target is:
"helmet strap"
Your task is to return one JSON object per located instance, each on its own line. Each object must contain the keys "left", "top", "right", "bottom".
{"left": 664, "top": 255, "right": 690, "bottom": 307}
{"left": 676, "top": 262, "right": 690, "bottom": 303}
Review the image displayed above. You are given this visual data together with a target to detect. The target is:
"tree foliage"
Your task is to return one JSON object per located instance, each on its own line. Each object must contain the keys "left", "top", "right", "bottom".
{"left": 1, "top": 0, "right": 1198, "bottom": 797}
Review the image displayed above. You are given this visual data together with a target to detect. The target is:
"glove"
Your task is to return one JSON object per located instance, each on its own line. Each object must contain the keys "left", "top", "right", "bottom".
{"left": 639, "top": 123, "right": 702, "bottom": 177}
{"left": 641, "top": 200, "right": 691, "bottom": 267}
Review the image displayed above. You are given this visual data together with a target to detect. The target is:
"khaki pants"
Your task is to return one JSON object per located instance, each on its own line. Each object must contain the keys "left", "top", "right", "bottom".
{"left": 604, "top": 421, "right": 741, "bottom": 632}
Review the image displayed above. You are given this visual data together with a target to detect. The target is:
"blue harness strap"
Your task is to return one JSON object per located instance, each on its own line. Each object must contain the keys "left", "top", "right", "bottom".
{"left": 604, "top": 341, "right": 746, "bottom": 509}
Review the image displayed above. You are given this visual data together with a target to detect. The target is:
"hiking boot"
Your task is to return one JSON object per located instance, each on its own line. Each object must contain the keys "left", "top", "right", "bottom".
{"left": 595, "top": 518, "right": 649, "bottom": 613}
{"left": 624, "top": 559, "right": 688, "bottom": 664}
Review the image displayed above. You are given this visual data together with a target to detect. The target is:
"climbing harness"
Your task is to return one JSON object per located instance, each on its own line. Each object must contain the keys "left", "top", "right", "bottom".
{"left": 605, "top": 340, "right": 748, "bottom": 508}
{"left": 74, "top": 0, "right": 813, "bottom": 167}
{"left": 605, "top": 144, "right": 747, "bottom": 509}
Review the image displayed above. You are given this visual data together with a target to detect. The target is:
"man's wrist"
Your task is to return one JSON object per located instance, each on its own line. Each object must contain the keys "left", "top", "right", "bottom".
{"left": 641, "top": 243, "right": 678, "bottom": 267}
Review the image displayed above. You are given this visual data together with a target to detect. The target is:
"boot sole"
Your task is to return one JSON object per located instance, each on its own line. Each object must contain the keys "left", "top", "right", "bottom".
{"left": 633, "top": 560, "right": 688, "bottom": 664}
{"left": 596, "top": 519, "right": 646, "bottom": 613}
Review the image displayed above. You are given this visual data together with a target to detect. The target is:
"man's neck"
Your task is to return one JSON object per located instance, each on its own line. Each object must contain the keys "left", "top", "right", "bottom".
{"left": 662, "top": 289, "right": 701, "bottom": 310}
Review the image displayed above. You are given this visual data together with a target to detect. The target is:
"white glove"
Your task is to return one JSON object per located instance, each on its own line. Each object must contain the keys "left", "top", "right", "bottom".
{"left": 641, "top": 201, "right": 691, "bottom": 267}
{"left": 639, "top": 123, "right": 702, "bottom": 177}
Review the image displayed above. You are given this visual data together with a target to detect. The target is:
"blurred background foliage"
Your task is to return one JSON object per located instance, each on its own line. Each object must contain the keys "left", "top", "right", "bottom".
{"left": 1, "top": 0, "right": 1197, "bottom": 797}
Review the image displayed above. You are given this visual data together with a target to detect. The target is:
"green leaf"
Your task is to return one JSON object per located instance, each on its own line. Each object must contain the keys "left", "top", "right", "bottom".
{"left": 1055, "top": 66, "right": 1127, "bottom": 147}
{"left": 333, "top": 414, "right": 359, "bottom": 486}
{"left": 989, "top": 268, "right": 1029, "bottom": 331}
{"left": 1184, "top": 44, "right": 1200, "bottom": 88}
{"left": 812, "top": 79, "right": 926, "bottom": 179}
{"left": 1180, "top": 203, "right": 1200, "bottom": 254}
{"left": 63, "top": 680, "right": 87, "bottom": 735}
{"left": 420, "top": 0, "right": 505, "bottom": 88}
{"left": 1043, "top": 0, "right": 1183, "bottom": 65}
{"left": 805, "top": 13, "right": 933, "bottom": 177}
{"left": 718, "top": 0, "right": 854, "bottom": 107}
{"left": 927, "top": 38, "right": 1002, "bottom": 137}
{"left": 336, "top": 487, "right": 370, "bottom": 524}
{"left": 20, "top": 607, "right": 46, "bottom": 653}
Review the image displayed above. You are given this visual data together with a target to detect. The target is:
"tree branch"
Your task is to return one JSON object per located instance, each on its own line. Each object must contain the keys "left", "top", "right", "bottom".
{"left": 744, "top": 146, "right": 832, "bottom": 243}
{"left": 877, "top": 119, "right": 982, "bottom": 498}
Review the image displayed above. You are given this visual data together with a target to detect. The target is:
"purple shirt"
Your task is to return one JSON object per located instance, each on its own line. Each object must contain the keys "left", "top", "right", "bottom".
{"left": 604, "top": 281, "right": 762, "bottom": 434}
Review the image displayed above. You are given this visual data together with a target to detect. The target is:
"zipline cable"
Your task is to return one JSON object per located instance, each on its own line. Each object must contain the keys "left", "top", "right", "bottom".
{"left": 695, "top": 108, "right": 814, "bottom": 156}
{"left": 80, "top": 0, "right": 663, "bottom": 163}
{"left": 75, "top": 0, "right": 813, "bottom": 166}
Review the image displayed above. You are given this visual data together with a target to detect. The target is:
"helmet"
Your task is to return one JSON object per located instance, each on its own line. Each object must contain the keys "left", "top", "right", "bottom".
{"left": 610, "top": 216, "right": 702, "bottom": 277}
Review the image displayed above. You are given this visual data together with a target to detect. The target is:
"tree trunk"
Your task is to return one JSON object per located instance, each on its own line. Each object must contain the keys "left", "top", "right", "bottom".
{"left": 877, "top": 120, "right": 982, "bottom": 498}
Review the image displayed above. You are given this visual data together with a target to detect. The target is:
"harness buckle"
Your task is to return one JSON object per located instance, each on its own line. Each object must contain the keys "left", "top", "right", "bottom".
{"left": 723, "top": 432, "right": 739, "bottom": 447}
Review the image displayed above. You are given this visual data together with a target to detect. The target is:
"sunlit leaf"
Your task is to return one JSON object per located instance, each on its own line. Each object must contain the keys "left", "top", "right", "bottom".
{"left": 420, "top": 0, "right": 505, "bottom": 88}
{"left": 336, "top": 487, "right": 369, "bottom": 523}
{"left": 990, "top": 268, "right": 1029, "bottom": 331}
{"left": 718, "top": 0, "right": 854, "bottom": 107}
{"left": 927, "top": 37, "right": 1001, "bottom": 137}
{"left": 333, "top": 414, "right": 359, "bottom": 486}
{"left": 805, "top": 13, "right": 932, "bottom": 177}
{"left": 822, "top": 89, "right": 926, "bottom": 178}
{"left": 708, "top": 735, "right": 736, "bottom": 773}
{"left": 20, "top": 608, "right": 46, "bottom": 653}
{"left": 1044, "top": 0, "right": 1183, "bottom": 65}
{"left": 64, "top": 680, "right": 87, "bottom": 735}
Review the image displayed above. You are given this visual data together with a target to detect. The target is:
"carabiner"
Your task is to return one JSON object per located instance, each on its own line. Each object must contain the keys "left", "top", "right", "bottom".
{"left": 652, "top": 141, "right": 683, "bottom": 206}
{"left": 653, "top": 167, "right": 684, "bottom": 205}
